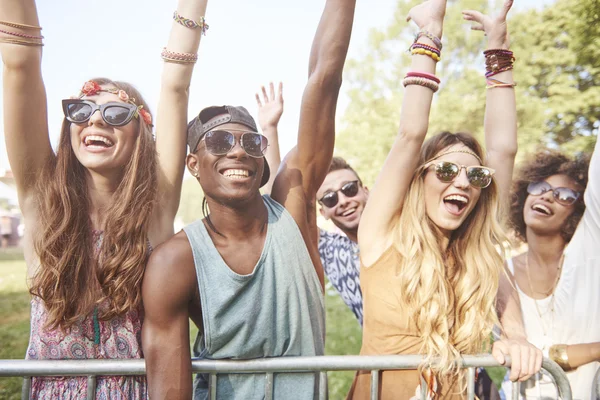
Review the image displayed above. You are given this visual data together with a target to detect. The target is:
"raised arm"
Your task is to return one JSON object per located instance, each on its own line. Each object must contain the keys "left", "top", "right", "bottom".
{"left": 256, "top": 82, "right": 284, "bottom": 195}
{"left": 358, "top": 0, "right": 447, "bottom": 266}
{"left": 463, "top": 0, "right": 516, "bottom": 206}
{"left": 153, "top": 0, "right": 208, "bottom": 231}
{"left": 0, "top": 0, "right": 52, "bottom": 204}
{"left": 272, "top": 0, "right": 356, "bottom": 208}
{"left": 142, "top": 236, "right": 197, "bottom": 399}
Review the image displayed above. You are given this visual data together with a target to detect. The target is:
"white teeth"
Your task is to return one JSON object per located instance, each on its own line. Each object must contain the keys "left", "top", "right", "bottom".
{"left": 342, "top": 208, "right": 356, "bottom": 217}
{"left": 444, "top": 194, "right": 468, "bottom": 203}
{"left": 223, "top": 169, "right": 249, "bottom": 178}
{"left": 84, "top": 135, "right": 113, "bottom": 147}
{"left": 532, "top": 204, "right": 552, "bottom": 215}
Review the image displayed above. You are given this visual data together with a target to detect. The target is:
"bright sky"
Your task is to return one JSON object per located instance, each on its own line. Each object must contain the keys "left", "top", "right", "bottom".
{"left": 0, "top": 0, "right": 551, "bottom": 170}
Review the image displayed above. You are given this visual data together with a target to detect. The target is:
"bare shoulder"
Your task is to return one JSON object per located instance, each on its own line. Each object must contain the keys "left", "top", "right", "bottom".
{"left": 144, "top": 231, "right": 197, "bottom": 302}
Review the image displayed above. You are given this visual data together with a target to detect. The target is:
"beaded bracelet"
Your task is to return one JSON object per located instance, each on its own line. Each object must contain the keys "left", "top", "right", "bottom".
{"left": 0, "top": 37, "right": 43, "bottom": 46}
{"left": 485, "top": 65, "right": 514, "bottom": 78}
{"left": 0, "top": 20, "right": 42, "bottom": 30}
{"left": 0, "top": 28, "right": 43, "bottom": 40}
{"left": 173, "top": 11, "right": 209, "bottom": 35}
{"left": 415, "top": 30, "right": 442, "bottom": 50}
{"left": 411, "top": 48, "right": 440, "bottom": 62}
{"left": 161, "top": 48, "right": 198, "bottom": 63}
{"left": 402, "top": 76, "right": 439, "bottom": 93}
{"left": 406, "top": 71, "right": 440, "bottom": 84}
{"left": 410, "top": 42, "right": 441, "bottom": 57}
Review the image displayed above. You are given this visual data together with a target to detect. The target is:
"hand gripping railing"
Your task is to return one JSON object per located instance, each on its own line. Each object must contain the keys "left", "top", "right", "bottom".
{"left": 0, "top": 355, "right": 572, "bottom": 400}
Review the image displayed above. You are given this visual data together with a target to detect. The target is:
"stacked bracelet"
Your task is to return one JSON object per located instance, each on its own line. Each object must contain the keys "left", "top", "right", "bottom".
{"left": 410, "top": 43, "right": 441, "bottom": 57}
{"left": 0, "top": 20, "right": 42, "bottom": 30}
{"left": 411, "top": 47, "right": 440, "bottom": 62}
{"left": 0, "top": 28, "right": 43, "bottom": 40}
{"left": 415, "top": 30, "right": 442, "bottom": 51}
{"left": 486, "top": 77, "right": 516, "bottom": 89}
{"left": 406, "top": 71, "right": 440, "bottom": 84}
{"left": 161, "top": 48, "right": 198, "bottom": 64}
{"left": 484, "top": 49, "right": 515, "bottom": 77}
{"left": 403, "top": 75, "right": 439, "bottom": 93}
{"left": 173, "top": 11, "right": 209, "bottom": 35}
{"left": 0, "top": 37, "right": 43, "bottom": 46}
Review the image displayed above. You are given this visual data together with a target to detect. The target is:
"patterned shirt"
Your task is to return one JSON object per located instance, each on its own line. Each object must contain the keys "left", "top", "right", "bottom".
{"left": 318, "top": 229, "right": 363, "bottom": 325}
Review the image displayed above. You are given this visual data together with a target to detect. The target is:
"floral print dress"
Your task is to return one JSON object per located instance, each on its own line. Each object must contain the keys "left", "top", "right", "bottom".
{"left": 25, "top": 231, "right": 149, "bottom": 399}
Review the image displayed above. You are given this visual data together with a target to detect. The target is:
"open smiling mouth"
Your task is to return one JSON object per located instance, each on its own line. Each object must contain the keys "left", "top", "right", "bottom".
{"left": 84, "top": 135, "right": 114, "bottom": 148}
{"left": 532, "top": 204, "right": 553, "bottom": 216}
{"left": 339, "top": 208, "right": 356, "bottom": 217}
{"left": 443, "top": 194, "right": 468, "bottom": 214}
{"left": 220, "top": 168, "right": 253, "bottom": 180}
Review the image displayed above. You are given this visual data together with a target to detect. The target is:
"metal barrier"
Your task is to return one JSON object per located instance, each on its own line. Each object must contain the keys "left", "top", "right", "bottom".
{"left": 593, "top": 365, "right": 600, "bottom": 400}
{"left": 0, "top": 355, "right": 572, "bottom": 400}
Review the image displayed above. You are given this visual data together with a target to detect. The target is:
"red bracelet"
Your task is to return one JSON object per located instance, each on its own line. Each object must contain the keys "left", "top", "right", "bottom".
{"left": 406, "top": 71, "right": 440, "bottom": 84}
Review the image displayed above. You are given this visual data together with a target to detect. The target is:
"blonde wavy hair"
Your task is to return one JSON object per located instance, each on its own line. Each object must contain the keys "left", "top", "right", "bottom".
{"left": 392, "top": 132, "right": 508, "bottom": 377}
{"left": 30, "top": 78, "right": 157, "bottom": 330}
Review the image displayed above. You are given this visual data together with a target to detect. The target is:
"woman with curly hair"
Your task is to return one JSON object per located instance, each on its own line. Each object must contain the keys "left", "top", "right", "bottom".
{"left": 348, "top": 0, "right": 541, "bottom": 397}
{"left": 500, "top": 146, "right": 600, "bottom": 399}
{"left": 0, "top": 0, "right": 207, "bottom": 397}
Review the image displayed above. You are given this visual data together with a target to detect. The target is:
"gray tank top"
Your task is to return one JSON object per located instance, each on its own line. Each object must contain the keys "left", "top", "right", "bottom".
{"left": 183, "top": 195, "right": 325, "bottom": 400}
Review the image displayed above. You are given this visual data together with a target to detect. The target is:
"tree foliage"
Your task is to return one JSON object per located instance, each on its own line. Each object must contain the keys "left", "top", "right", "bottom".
{"left": 336, "top": 0, "right": 599, "bottom": 187}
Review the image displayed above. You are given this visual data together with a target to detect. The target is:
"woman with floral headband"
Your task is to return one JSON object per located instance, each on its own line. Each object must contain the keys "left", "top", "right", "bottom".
{"left": 0, "top": 0, "right": 208, "bottom": 397}
{"left": 348, "top": 0, "right": 542, "bottom": 398}
{"left": 500, "top": 147, "right": 599, "bottom": 399}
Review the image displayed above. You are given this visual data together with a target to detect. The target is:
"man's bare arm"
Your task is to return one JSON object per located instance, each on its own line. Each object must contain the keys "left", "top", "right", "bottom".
{"left": 142, "top": 234, "right": 197, "bottom": 399}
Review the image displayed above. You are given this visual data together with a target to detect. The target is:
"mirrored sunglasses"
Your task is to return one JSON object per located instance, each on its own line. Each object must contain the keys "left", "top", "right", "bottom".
{"left": 203, "top": 130, "right": 268, "bottom": 158}
{"left": 527, "top": 181, "right": 580, "bottom": 206}
{"left": 319, "top": 180, "right": 360, "bottom": 208}
{"left": 426, "top": 161, "right": 495, "bottom": 189}
{"left": 62, "top": 99, "right": 139, "bottom": 127}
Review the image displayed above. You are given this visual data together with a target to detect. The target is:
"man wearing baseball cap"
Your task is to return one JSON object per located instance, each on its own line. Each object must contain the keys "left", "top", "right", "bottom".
{"left": 142, "top": 0, "right": 357, "bottom": 398}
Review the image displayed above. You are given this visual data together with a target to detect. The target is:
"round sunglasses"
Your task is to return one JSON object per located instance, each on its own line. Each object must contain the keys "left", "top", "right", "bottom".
{"left": 527, "top": 181, "right": 580, "bottom": 206}
{"left": 62, "top": 99, "right": 139, "bottom": 127}
{"left": 318, "top": 180, "right": 360, "bottom": 208}
{"left": 202, "top": 130, "right": 268, "bottom": 158}
{"left": 425, "top": 161, "right": 495, "bottom": 189}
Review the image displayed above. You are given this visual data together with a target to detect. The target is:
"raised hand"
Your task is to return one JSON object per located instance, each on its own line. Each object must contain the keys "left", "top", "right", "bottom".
{"left": 256, "top": 82, "right": 284, "bottom": 132}
{"left": 462, "top": 0, "right": 513, "bottom": 49}
{"left": 406, "top": 0, "right": 448, "bottom": 38}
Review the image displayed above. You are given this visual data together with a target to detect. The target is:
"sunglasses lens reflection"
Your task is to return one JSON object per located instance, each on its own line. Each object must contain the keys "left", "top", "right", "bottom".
{"left": 104, "top": 105, "right": 132, "bottom": 126}
{"left": 435, "top": 162, "right": 459, "bottom": 182}
{"left": 205, "top": 131, "right": 235, "bottom": 155}
{"left": 241, "top": 133, "right": 268, "bottom": 157}
{"left": 341, "top": 181, "right": 359, "bottom": 197}
{"left": 467, "top": 167, "right": 492, "bottom": 188}
{"left": 67, "top": 103, "right": 92, "bottom": 123}
{"left": 556, "top": 188, "right": 578, "bottom": 204}
{"left": 321, "top": 192, "right": 338, "bottom": 208}
{"left": 527, "top": 181, "right": 551, "bottom": 196}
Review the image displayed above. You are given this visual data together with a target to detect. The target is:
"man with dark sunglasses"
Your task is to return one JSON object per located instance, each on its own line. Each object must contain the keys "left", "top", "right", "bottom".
{"left": 141, "top": 0, "right": 357, "bottom": 398}
{"left": 316, "top": 157, "right": 368, "bottom": 325}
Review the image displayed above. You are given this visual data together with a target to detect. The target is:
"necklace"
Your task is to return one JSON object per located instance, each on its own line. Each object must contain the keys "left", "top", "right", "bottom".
{"left": 524, "top": 252, "right": 564, "bottom": 352}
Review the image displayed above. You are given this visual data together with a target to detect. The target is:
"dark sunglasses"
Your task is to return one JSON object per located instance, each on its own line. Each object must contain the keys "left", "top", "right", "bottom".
{"left": 527, "top": 181, "right": 580, "bottom": 206}
{"left": 62, "top": 99, "right": 139, "bottom": 127}
{"left": 425, "top": 161, "right": 495, "bottom": 189}
{"left": 319, "top": 180, "right": 360, "bottom": 208}
{"left": 202, "top": 129, "right": 268, "bottom": 158}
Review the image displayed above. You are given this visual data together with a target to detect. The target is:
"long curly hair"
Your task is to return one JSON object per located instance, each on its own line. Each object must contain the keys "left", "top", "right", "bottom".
{"left": 392, "top": 132, "right": 507, "bottom": 377}
{"left": 30, "top": 78, "right": 157, "bottom": 330}
{"left": 510, "top": 150, "right": 589, "bottom": 243}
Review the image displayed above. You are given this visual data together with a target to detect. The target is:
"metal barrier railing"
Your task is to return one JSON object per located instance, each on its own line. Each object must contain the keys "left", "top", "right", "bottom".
{"left": 0, "top": 355, "right": 572, "bottom": 400}
{"left": 593, "top": 365, "right": 600, "bottom": 400}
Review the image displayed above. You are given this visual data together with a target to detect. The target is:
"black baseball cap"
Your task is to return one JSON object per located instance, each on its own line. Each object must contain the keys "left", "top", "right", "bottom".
{"left": 187, "top": 105, "right": 270, "bottom": 187}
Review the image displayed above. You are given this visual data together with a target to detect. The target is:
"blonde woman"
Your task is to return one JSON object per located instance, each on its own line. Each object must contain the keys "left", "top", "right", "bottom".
{"left": 348, "top": 0, "right": 542, "bottom": 397}
{"left": 0, "top": 0, "right": 206, "bottom": 397}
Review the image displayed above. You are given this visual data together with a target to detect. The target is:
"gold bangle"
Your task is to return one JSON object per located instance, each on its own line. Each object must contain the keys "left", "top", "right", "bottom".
{"left": 0, "top": 20, "right": 42, "bottom": 30}
{"left": 549, "top": 344, "right": 572, "bottom": 371}
{"left": 0, "top": 37, "right": 43, "bottom": 46}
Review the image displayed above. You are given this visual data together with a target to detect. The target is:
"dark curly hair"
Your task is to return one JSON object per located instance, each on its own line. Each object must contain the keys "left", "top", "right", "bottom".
{"left": 510, "top": 150, "right": 590, "bottom": 243}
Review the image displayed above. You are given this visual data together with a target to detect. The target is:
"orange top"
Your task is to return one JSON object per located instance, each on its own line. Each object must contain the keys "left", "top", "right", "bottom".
{"left": 347, "top": 247, "right": 463, "bottom": 399}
